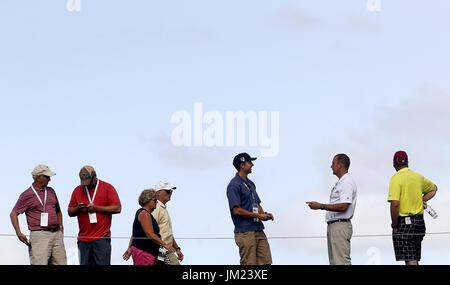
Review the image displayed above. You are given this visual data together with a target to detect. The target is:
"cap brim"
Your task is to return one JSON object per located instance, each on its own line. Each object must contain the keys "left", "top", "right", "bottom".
{"left": 158, "top": 186, "right": 176, "bottom": 191}
{"left": 80, "top": 178, "right": 91, "bottom": 186}
{"left": 42, "top": 171, "right": 56, "bottom": 177}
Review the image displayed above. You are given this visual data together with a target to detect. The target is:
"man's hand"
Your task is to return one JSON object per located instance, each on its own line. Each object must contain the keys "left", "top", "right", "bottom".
{"left": 258, "top": 213, "right": 273, "bottom": 221}
{"left": 264, "top": 212, "right": 274, "bottom": 221}
{"left": 17, "top": 232, "right": 29, "bottom": 246}
{"left": 122, "top": 247, "right": 132, "bottom": 261}
{"left": 306, "top": 201, "right": 322, "bottom": 210}
{"left": 164, "top": 244, "right": 176, "bottom": 253}
{"left": 87, "top": 203, "right": 97, "bottom": 213}
{"left": 77, "top": 203, "right": 89, "bottom": 213}
{"left": 176, "top": 249, "right": 184, "bottom": 262}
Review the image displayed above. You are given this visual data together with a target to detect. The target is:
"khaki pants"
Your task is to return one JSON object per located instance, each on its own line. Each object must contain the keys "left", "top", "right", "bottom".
{"left": 29, "top": 230, "right": 67, "bottom": 265}
{"left": 167, "top": 251, "right": 180, "bottom": 265}
{"left": 327, "top": 221, "right": 352, "bottom": 265}
{"left": 234, "top": 231, "right": 272, "bottom": 265}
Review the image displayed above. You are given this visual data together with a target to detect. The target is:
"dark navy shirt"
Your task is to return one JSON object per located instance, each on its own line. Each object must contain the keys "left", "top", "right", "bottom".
{"left": 227, "top": 174, "right": 264, "bottom": 233}
{"left": 132, "top": 208, "right": 161, "bottom": 256}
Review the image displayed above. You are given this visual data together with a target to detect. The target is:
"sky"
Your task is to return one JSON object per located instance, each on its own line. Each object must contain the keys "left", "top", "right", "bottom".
{"left": 1, "top": 0, "right": 450, "bottom": 265}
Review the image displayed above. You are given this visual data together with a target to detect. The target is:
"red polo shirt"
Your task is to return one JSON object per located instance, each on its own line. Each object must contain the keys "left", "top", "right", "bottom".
{"left": 69, "top": 180, "right": 121, "bottom": 241}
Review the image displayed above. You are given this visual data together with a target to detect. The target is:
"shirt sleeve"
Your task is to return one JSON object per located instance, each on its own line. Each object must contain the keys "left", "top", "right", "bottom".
{"left": 12, "top": 192, "right": 29, "bottom": 214}
{"left": 227, "top": 183, "right": 241, "bottom": 210}
{"left": 68, "top": 188, "right": 79, "bottom": 208}
{"left": 336, "top": 181, "right": 354, "bottom": 204}
{"left": 50, "top": 188, "right": 61, "bottom": 213}
{"left": 254, "top": 190, "right": 262, "bottom": 205}
{"left": 422, "top": 176, "right": 435, "bottom": 194}
{"left": 388, "top": 175, "right": 401, "bottom": 202}
{"left": 107, "top": 184, "right": 121, "bottom": 206}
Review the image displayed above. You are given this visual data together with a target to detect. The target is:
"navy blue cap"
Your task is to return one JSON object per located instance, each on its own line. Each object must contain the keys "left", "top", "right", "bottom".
{"left": 233, "top": 153, "right": 257, "bottom": 169}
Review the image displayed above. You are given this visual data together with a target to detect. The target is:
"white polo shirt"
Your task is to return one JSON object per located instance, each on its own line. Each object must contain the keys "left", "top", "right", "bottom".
{"left": 151, "top": 200, "right": 174, "bottom": 245}
{"left": 326, "top": 173, "right": 358, "bottom": 223}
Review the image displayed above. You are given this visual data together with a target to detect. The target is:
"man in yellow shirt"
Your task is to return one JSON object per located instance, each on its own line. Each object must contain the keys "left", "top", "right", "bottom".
{"left": 152, "top": 181, "right": 184, "bottom": 265}
{"left": 388, "top": 151, "right": 438, "bottom": 265}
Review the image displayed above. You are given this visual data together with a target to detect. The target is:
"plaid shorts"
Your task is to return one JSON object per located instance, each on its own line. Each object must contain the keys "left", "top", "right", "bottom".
{"left": 392, "top": 214, "right": 426, "bottom": 261}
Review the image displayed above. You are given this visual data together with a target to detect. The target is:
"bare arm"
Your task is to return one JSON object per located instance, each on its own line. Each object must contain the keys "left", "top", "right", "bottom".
{"left": 258, "top": 205, "right": 274, "bottom": 220}
{"left": 172, "top": 238, "right": 184, "bottom": 262}
{"left": 306, "top": 201, "right": 350, "bottom": 212}
{"left": 390, "top": 200, "right": 400, "bottom": 229}
{"left": 56, "top": 211, "right": 64, "bottom": 232}
{"left": 68, "top": 203, "right": 88, "bottom": 217}
{"left": 122, "top": 237, "right": 133, "bottom": 261}
{"left": 139, "top": 211, "right": 175, "bottom": 252}
{"left": 232, "top": 206, "right": 272, "bottom": 221}
{"left": 423, "top": 185, "right": 438, "bottom": 207}
{"left": 10, "top": 211, "right": 29, "bottom": 245}
{"left": 88, "top": 204, "right": 121, "bottom": 215}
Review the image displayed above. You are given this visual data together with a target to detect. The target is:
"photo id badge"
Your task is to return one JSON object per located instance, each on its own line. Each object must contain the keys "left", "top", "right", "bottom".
{"left": 405, "top": 217, "right": 412, "bottom": 225}
{"left": 253, "top": 205, "right": 260, "bottom": 223}
{"left": 40, "top": 212, "right": 49, "bottom": 227}
{"left": 89, "top": 212, "right": 98, "bottom": 224}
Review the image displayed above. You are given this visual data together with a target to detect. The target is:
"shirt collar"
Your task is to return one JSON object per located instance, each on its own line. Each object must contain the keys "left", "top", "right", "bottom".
{"left": 338, "top": 172, "right": 349, "bottom": 183}
{"left": 157, "top": 200, "right": 167, "bottom": 209}
{"left": 235, "top": 173, "right": 251, "bottom": 183}
{"left": 397, "top": 167, "right": 409, "bottom": 173}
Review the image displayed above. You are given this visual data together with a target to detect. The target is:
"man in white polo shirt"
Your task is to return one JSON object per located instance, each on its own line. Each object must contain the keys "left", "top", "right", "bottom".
{"left": 307, "top": 154, "right": 357, "bottom": 265}
{"left": 152, "top": 181, "right": 184, "bottom": 265}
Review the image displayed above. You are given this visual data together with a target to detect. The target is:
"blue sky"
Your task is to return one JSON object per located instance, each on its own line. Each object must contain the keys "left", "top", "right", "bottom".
{"left": 1, "top": 0, "right": 450, "bottom": 265}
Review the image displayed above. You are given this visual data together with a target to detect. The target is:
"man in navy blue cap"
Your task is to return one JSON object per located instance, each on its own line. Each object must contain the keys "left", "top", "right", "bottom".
{"left": 226, "top": 153, "right": 274, "bottom": 265}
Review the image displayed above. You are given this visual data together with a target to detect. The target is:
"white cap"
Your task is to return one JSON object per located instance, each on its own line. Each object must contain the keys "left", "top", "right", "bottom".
{"left": 31, "top": 164, "right": 56, "bottom": 177}
{"left": 154, "top": 181, "right": 177, "bottom": 192}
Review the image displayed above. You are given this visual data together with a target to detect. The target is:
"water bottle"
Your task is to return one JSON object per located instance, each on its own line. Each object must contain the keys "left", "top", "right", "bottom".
{"left": 425, "top": 205, "right": 438, "bottom": 219}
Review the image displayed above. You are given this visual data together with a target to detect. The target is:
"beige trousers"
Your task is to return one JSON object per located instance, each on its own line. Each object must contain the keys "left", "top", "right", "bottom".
{"left": 29, "top": 230, "right": 67, "bottom": 265}
{"left": 327, "top": 221, "right": 352, "bottom": 265}
{"left": 234, "top": 231, "right": 272, "bottom": 265}
{"left": 167, "top": 251, "right": 180, "bottom": 265}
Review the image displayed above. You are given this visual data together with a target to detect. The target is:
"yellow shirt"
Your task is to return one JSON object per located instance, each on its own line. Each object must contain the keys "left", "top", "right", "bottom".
{"left": 388, "top": 168, "right": 435, "bottom": 216}
{"left": 151, "top": 200, "right": 174, "bottom": 245}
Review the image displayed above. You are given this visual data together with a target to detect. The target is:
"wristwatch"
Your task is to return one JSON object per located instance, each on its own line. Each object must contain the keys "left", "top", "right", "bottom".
{"left": 391, "top": 224, "right": 398, "bottom": 229}
{"left": 320, "top": 204, "right": 325, "bottom": 210}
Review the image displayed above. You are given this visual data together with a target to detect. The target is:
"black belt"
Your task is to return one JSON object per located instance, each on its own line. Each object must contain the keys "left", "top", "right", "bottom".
{"left": 327, "top": 219, "right": 351, "bottom": 225}
{"left": 33, "top": 228, "right": 60, "bottom": 232}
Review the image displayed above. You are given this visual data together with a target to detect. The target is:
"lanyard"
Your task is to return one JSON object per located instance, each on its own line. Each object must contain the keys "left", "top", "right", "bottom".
{"left": 85, "top": 180, "right": 99, "bottom": 204}
{"left": 31, "top": 185, "right": 47, "bottom": 211}
{"left": 243, "top": 181, "right": 256, "bottom": 204}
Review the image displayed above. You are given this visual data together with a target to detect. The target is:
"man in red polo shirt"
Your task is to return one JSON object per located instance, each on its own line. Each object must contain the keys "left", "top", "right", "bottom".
{"left": 68, "top": 165, "right": 121, "bottom": 265}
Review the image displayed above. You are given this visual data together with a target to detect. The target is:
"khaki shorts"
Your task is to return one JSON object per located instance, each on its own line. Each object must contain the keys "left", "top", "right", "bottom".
{"left": 234, "top": 231, "right": 272, "bottom": 265}
{"left": 29, "top": 230, "right": 67, "bottom": 265}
